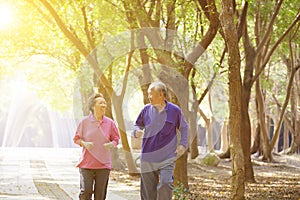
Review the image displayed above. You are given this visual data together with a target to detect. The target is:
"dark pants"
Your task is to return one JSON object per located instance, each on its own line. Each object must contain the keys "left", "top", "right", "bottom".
{"left": 79, "top": 168, "right": 110, "bottom": 200}
{"left": 140, "top": 163, "right": 175, "bottom": 200}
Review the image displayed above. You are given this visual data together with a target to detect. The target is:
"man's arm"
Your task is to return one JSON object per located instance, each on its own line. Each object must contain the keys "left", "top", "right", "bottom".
{"left": 178, "top": 111, "right": 188, "bottom": 148}
{"left": 175, "top": 111, "right": 188, "bottom": 156}
{"left": 133, "top": 108, "right": 145, "bottom": 138}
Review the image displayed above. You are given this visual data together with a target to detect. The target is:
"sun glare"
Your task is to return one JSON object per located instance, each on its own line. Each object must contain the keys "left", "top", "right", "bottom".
{"left": 0, "top": 4, "right": 14, "bottom": 30}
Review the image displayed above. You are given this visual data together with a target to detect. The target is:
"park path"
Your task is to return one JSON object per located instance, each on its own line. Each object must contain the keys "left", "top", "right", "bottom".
{"left": 0, "top": 147, "right": 139, "bottom": 200}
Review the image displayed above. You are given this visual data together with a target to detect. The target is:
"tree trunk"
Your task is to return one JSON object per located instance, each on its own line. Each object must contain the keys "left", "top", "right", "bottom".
{"left": 185, "top": 0, "right": 220, "bottom": 77}
{"left": 198, "top": 107, "right": 211, "bottom": 153}
{"left": 287, "top": 41, "right": 300, "bottom": 154}
{"left": 240, "top": 0, "right": 256, "bottom": 183}
{"left": 220, "top": 0, "right": 245, "bottom": 199}
{"left": 219, "top": 147, "right": 230, "bottom": 159}
{"left": 283, "top": 119, "right": 290, "bottom": 150}
{"left": 290, "top": 136, "right": 300, "bottom": 154}
{"left": 190, "top": 99, "right": 200, "bottom": 159}
{"left": 220, "top": 119, "right": 228, "bottom": 153}
{"left": 251, "top": 123, "right": 261, "bottom": 155}
{"left": 241, "top": 91, "right": 255, "bottom": 182}
{"left": 174, "top": 151, "right": 188, "bottom": 188}
{"left": 190, "top": 136, "right": 199, "bottom": 159}
{"left": 112, "top": 95, "right": 138, "bottom": 175}
{"left": 208, "top": 117, "right": 215, "bottom": 152}
{"left": 284, "top": 115, "right": 299, "bottom": 154}
{"left": 255, "top": 78, "right": 272, "bottom": 162}
{"left": 188, "top": 0, "right": 221, "bottom": 160}
{"left": 137, "top": 30, "right": 152, "bottom": 104}
{"left": 270, "top": 66, "right": 300, "bottom": 151}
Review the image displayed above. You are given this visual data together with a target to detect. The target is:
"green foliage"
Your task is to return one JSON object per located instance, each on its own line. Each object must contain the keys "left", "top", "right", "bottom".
{"left": 173, "top": 182, "right": 190, "bottom": 200}
{"left": 0, "top": 0, "right": 296, "bottom": 128}
{"left": 24, "top": 55, "right": 77, "bottom": 111}
{"left": 0, "top": 0, "right": 129, "bottom": 113}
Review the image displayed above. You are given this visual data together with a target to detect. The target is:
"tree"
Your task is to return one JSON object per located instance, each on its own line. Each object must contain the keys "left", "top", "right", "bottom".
{"left": 287, "top": 30, "right": 300, "bottom": 153}
{"left": 238, "top": 0, "right": 300, "bottom": 182}
{"left": 248, "top": 1, "right": 300, "bottom": 162}
{"left": 120, "top": 0, "right": 221, "bottom": 188}
{"left": 25, "top": 0, "right": 138, "bottom": 174}
{"left": 220, "top": 0, "right": 245, "bottom": 199}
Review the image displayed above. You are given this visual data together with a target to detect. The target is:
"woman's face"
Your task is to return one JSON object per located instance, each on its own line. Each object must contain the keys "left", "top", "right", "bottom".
{"left": 94, "top": 97, "right": 107, "bottom": 116}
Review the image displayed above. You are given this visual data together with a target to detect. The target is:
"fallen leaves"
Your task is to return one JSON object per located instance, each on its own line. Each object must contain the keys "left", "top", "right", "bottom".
{"left": 110, "top": 154, "right": 300, "bottom": 199}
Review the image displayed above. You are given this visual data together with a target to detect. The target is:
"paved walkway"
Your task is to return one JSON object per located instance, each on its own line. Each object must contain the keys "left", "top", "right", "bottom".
{"left": 0, "top": 147, "right": 139, "bottom": 200}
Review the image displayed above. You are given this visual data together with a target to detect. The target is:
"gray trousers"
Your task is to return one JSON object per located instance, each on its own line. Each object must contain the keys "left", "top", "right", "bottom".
{"left": 79, "top": 168, "right": 110, "bottom": 200}
{"left": 140, "top": 163, "right": 175, "bottom": 200}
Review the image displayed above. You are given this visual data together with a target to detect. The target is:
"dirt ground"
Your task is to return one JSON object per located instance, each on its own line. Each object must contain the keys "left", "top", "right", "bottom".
{"left": 110, "top": 152, "right": 300, "bottom": 200}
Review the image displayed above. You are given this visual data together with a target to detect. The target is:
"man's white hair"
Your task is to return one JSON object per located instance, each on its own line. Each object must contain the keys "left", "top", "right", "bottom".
{"left": 148, "top": 82, "right": 167, "bottom": 97}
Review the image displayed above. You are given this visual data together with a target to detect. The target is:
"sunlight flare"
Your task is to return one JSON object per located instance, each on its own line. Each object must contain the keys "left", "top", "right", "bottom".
{"left": 0, "top": 4, "right": 14, "bottom": 30}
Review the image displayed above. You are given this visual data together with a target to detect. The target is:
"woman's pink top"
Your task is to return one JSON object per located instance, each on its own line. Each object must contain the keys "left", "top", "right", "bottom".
{"left": 73, "top": 114, "right": 120, "bottom": 169}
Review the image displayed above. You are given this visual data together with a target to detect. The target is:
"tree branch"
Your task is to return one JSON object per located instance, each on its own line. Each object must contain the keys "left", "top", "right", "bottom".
{"left": 256, "top": 0, "right": 284, "bottom": 55}
{"left": 252, "top": 11, "right": 300, "bottom": 85}
{"left": 81, "top": 6, "right": 95, "bottom": 50}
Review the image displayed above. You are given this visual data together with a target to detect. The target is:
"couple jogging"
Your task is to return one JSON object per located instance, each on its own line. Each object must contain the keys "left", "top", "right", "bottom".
{"left": 74, "top": 82, "right": 188, "bottom": 200}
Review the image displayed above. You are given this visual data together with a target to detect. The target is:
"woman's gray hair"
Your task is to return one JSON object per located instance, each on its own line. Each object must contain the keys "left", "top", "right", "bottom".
{"left": 148, "top": 82, "right": 167, "bottom": 97}
{"left": 87, "top": 93, "right": 104, "bottom": 114}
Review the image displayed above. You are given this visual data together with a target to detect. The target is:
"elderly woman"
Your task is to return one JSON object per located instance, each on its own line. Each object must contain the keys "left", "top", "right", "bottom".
{"left": 73, "top": 93, "right": 120, "bottom": 200}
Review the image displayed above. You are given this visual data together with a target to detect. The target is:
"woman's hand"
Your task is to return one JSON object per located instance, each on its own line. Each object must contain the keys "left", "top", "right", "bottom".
{"left": 80, "top": 140, "right": 94, "bottom": 150}
{"left": 103, "top": 142, "right": 114, "bottom": 150}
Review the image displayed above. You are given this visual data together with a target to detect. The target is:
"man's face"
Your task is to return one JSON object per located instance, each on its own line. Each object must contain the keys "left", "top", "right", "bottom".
{"left": 148, "top": 87, "right": 163, "bottom": 105}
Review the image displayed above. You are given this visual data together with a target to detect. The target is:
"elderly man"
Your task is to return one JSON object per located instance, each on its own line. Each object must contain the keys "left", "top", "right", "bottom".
{"left": 133, "top": 81, "right": 188, "bottom": 200}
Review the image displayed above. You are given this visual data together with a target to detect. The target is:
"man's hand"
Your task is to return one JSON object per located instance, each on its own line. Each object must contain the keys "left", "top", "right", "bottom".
{"left": 80, "top": 140, "right": 94, "bottom": 150}
{"left": 175, "top": 145, "right": 186, "bottom": 157}
{"left": 135, "top": 130, "right": 144, "bottom": 138}
{"left": 103, "top": 142, "right": 114, "bottom": 150}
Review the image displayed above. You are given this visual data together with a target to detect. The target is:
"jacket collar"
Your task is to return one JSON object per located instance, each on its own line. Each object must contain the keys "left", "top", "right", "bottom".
{"left": 88, "top": 114, "right": 106, "bottom": 124}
